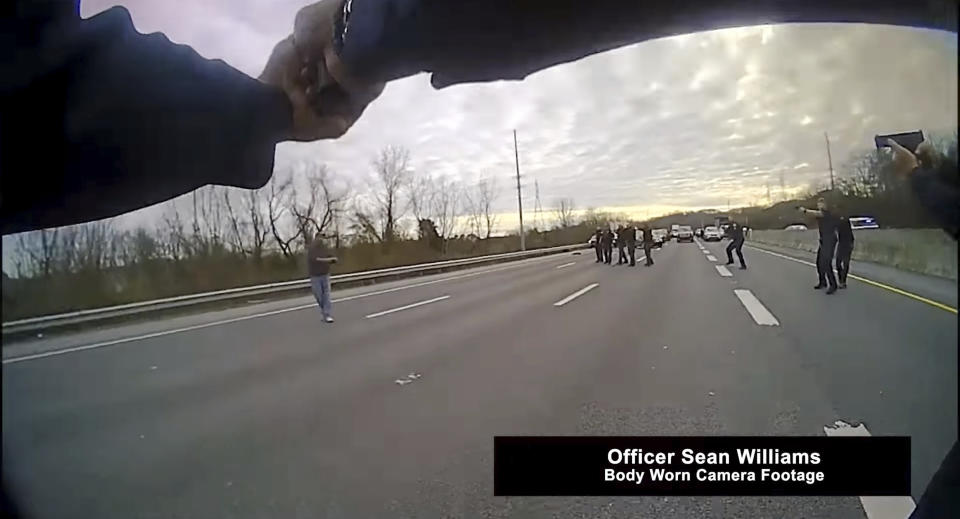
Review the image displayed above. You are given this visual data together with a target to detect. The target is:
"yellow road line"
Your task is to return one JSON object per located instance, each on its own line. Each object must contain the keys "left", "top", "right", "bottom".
{"left": 847, "top": 274, "right": 957, "bottom": 314}
{"left": 746, "top": 245, "right": 958, "bottom": 315}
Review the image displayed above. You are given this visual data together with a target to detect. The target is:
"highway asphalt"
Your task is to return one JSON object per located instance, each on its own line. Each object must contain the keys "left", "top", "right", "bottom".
{"left": 2, "top": 238, "right": 956, "bottom": 518}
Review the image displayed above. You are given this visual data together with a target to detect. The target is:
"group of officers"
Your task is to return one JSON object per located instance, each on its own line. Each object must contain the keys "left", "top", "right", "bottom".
{"left": 591, "top": 225, "right": 655, "bottom": 267}
{"left": 797, "top": 198, "right": 855, "bottom": 294}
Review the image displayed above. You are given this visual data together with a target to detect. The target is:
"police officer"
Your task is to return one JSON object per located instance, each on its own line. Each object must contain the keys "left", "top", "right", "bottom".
{"left": 625, "top": 224, "right": 638, "bottom": 266}
{"left": 616, "top": 225, "right": 628, "bottom": 265}
{"left": 601, "top": 228, "right": 615, "bottom": 265}
{"left": 641, "top": 226, "right": 655, "bottom": 266}
{"left": 724, "top": 221, "right": 746, "bottom": 269}
{"left": 798, "top": 198, "right": 838, "bottom": 294}
{"left": 593, "top": 227, "right": 604, "bottom": 263}
{"left": 835, "top": 213, "right": 855, "bottom": 289}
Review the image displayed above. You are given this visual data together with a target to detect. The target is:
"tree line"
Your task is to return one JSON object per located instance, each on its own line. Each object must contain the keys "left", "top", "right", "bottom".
{"left": 2, "top": 145, "right": 593, "bottom": 320}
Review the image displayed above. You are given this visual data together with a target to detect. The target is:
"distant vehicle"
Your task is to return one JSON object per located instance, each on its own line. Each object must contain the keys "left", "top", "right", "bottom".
{"left": 670, "top": 224, "right": 680, "bottom": 239}
{"left": 703, "top": 226, "right": 722, "bottom": 241}
{"left": 694, "top": 228, "right": 703, "bottom": 237}
{"left": 784, "top": 224, "right": 808, "bottom": 231}
{"left": 719, "top": 223, "right": 731, "bottom": 238}
{"left": 849, "top": 216, "right": 879, "bottom": 230}
{"left": 676, "top": 225, "right": 694, "bottom": 242}
{"left": 652, "top": 229, "right": 668, "bottom": 246}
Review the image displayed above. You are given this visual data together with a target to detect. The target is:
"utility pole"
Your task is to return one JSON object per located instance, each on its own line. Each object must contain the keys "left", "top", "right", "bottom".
{"left": 766, "top": 181, "right": 771, "bottom": 205}
{"left": 513, "top": 129, "right": 525, "bottom": 251}
{"left": 825, "top": 131, "right": 835, "bottom": 192}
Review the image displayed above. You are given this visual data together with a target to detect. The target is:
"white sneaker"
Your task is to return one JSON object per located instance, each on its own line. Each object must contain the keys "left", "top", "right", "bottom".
{"left": 324, "top": 316, "right": 334, "bottom": 323}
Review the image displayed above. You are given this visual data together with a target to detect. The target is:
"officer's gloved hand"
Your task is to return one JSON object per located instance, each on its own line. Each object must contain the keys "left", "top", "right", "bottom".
{"left": 260, "top": 0, "right": 385, "bottom": 141}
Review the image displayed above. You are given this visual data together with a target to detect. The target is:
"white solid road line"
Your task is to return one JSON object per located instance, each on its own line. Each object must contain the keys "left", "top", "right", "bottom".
{"left": 3, "top": 254, "right": 571, "bottom": 365}
{"left": 554, "top": 283, "right": 600, "bottom": 307}
{"left": 733, "top": 289, "right": 780, "bottom": 326}
{"left": 364, "top": 295, "right": 451, "bottom": 319}
{"left": 1, "top": 304, "right": 320, "bottom": 365}
{"left": 715, "top": 265, "right": 733, "bottom": 277}
{"left": 706, "top": 255, "right": 717, "bottom": 262}
{"left": 555, "top": 262, "right": 576, "bottom": 269}
{"left": 747, "top": 245, "right": 957, "bottom": 315}
{"left": 823, "top": 420, "right": 916, "bottom": 519}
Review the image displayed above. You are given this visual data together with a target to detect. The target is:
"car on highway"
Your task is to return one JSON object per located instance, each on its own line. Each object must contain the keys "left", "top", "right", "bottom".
{"left": 652, "top": 229, "right": 668, "bottom": 246}
{"left": 849, "top": 216, "right": 879, "bottom": 230}
{"left": 785, "top": 224, "right": 808, "bottom": 231}
{"left": 676, "top": 225, "right": 694, "bottom": 242}
{"left": 702, "top": 226, "right": 722, "bottom": 241}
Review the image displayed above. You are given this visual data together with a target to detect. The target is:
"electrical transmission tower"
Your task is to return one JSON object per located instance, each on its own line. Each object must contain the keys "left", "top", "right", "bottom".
{"left": 534, "top": 179, "right": 544, "bottom": 230}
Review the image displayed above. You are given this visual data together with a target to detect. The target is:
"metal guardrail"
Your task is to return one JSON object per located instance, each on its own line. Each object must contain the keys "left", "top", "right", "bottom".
{"left": 1, "top": 244, "right": 588, "bottom": 335}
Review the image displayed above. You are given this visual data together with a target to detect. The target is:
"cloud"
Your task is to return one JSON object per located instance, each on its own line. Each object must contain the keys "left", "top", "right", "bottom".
{"left": 72, "top": 2, "right": 960, "bottom": 228}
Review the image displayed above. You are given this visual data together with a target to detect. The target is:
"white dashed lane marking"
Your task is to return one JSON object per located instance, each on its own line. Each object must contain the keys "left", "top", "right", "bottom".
{"left": 715, "top": 265, "right": 733, "bottom": 277}
{"left": 364, "top": 295, "right": 450, "bottom": 319}
{"left": 555, "top": 262, "right": 576, "bottom": 269}
{"left": 823, "top": 420, "right": 916, "bottom": 519}
{"left": 3, "top": 255, "right": 566, "bottom": 365}
{"left": 706, "top": 255, "right": 717, "bottom": 262}
{"left": 554, "top": 284, "right": 599, "bottom": 307}
{"left": 733, "top": 289, "right": 779, "bottom": 326}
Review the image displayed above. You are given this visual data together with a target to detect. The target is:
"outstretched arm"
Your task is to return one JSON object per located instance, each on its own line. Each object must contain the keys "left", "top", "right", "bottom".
{"left": 327, "top": 0, "right": 957, "bottom": 88}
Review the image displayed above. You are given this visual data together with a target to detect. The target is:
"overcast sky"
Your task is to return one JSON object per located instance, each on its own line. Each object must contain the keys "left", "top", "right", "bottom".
{"left": 23, "top": 3, "right": 960, "bottom": 235}
{"left": 70, "top": 1, "right": 957, "bottom": 226}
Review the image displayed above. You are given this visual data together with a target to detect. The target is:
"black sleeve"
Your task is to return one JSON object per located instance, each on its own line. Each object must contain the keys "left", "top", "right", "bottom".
{"left": 338, "top": 0, "right": 957, "bottom": 88}
{"left": 910, "top": 161, "right": 960, "bottom": 240}
{"left": 1, "top": 5, "right": 292, "bottom": 234}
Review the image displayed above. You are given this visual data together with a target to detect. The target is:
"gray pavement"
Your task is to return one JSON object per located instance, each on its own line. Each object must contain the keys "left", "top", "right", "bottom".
{"left": 2, "top": 239, "right": 956, "bottom": 518}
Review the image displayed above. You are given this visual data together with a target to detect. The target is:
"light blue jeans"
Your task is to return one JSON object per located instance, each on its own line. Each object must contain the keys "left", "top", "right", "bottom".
{"left": 309, "top": 275, "right": 332, "bottom": 317}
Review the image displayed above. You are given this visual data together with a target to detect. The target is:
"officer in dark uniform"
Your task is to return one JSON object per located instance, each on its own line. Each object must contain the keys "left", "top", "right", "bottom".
{"left": 624, "top": 224, "right": 638, "bottom": 266}
{"left": 798, "top": 198, "right": 838, "bottom": 294}
{"left": 835, "top": 214, "right": 855, "bottom": 289}
{"left": 616, "top": 225, "right": 628, "bottom": 265}
{"left": 724, "top": 221, "right": 746, "bottom": 269}
{"left": 592, "top": 228, "right": 604, "bottom": 263}
{"left": 601, "top": 228, "right": 615, "bottom": 264}
{"left": 642, "top": 226, "right": 655, "bottom": 266}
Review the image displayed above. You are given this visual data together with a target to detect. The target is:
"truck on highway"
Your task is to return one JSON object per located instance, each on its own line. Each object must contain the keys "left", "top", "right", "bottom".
{"left": 670, "top": 224, "right": 680, "bottom": 240}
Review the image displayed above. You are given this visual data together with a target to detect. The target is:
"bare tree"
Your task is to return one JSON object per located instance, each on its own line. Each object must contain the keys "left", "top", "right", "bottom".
{"left": 406, "top": 170, "right": 435, "bottom": 225}
{"left": 129, "top": 227, "right": 161, "bottom": 264}
{"left": 370, "top": 145, "right": 410, "bottom": 245}
{"left": 266, "top": 175, "right": 299, "bottom": 257}
{"left": 13, "top": 228, "right": 60, "bottom": 278}
{"left": 463, "top": 174, "right": 500, "bottom": 238}
{"left": 431, "top": 175, "right": 463, "bottom": 251}
{"left": 554, "top": 197, "right": 576, "bottom": 228}
{"left": 186, "top": 187, "right": 227, "bottom": 257}
{"left": 160, "top": 202, "right": 188, "bottom": 261}
{"left": 223, "top": 189, "right": 248, "bottom": 256}
{"left": 476, "top": 176, "right": 499, "bottom": 238}
{"left": 289, "top": 163, "right": 349, "bottom": 248}
{"left": 74, "top": 220, "right": 116, "bottom": 272}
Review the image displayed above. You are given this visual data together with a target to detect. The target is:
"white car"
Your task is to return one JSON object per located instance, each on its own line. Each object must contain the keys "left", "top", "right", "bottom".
{"left": 653, "top": 229, "right": 669, "bottom": 244}
{"left": 702, "top": 226, "right": 722, "bottom": 241}
{"left": 785, "top": 224, "right": 808, "bottom": 231}
{"left": 849, "top": 216, "right": 879, "bottom": 230}
{"left": 676, "top": 225, "right": 694, "bottom": 242}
